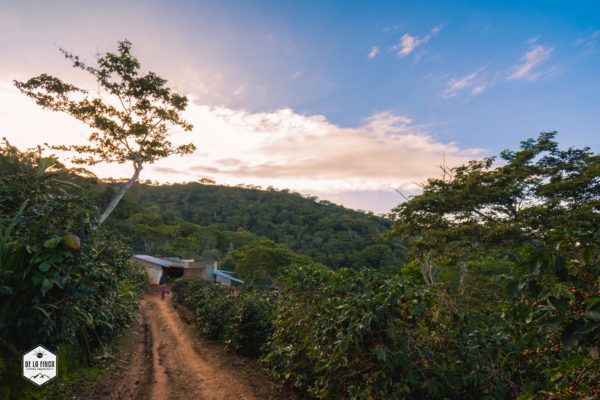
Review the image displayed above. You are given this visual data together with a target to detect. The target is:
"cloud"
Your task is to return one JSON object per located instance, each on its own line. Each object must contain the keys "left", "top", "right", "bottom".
{"left": 575, "top": 31, "right": 600, "bottom": 48}
{"left": 508, "top": 45, "right": 554, "bottom": 81}
{"left": 391, "top": 26, "right": 441, "bottom": 57}
{"left": 291, "top": 71, "right": 302, "bottom": 80}
{"left": 153, "top": 166, "right": 189, "bottom": 175}
{"left": 0, "top": 82, "right": 482, "bottom": 212}
{"left": 233, "top": 85, "right": 246, "bottom": 96}
{"left": 575, "top": 31, "right": 600, "bottom": 59}
{"left": 169, "top": 106, "right": 481, "bottom": 194}
{"left": 368, "top": 46, "right": 380, "bottom": 60}
{"left": 444, "top": 69, "right": 487, "bottom": 99}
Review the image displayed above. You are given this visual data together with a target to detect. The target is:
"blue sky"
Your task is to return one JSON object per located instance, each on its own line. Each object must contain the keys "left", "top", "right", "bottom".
{"left": 1, "top": 0, "right": 599, "bottom": 212}
{"left": 177, "top": 0, "right": 600, "bottom": 150}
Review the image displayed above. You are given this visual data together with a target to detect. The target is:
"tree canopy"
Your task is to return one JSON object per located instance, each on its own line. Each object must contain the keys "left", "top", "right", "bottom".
{"left": 391, "top": 132, "right": 600, "bottom": 283}
{"left": 14, "top": 40, "right": 195, "bottom": 225}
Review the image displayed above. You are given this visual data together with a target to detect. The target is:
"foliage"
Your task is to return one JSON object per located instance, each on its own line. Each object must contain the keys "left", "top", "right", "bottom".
{"left": 390, "top": 132, "right": 599, "bottom": 278}
{"left": 224, "top": 289, "right": 278, "bottom": 356}
{"left": 14, "top": 40, "right": 195, "bottom": 225}
{"left": 0, "top": 142, "right": 147, "bottom": 398}
{"left": 171, "top": 134, "right": 599, "bottom": 399}
{"left": 264, "top": 264, "right": 429, "bottom": 399}
{"left": 220, "top": 238, "right": 313, "bottom": 287}
{"left": 390, "top": 132, "right": 600, "bottom": 398}
{"left": 98, "top": 180, "right": 405, "bottom": 269}
{"left": 171, "top": 278, "right": 277, "bottom": 356}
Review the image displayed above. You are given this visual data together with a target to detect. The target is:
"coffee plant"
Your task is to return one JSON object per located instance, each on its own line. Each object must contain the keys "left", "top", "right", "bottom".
{"left": 0, "top": 142, "right": 147, "bottom": 398}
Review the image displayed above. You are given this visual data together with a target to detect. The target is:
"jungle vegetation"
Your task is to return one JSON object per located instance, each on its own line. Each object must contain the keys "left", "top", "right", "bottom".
{"left": 0, "top": 142, "right": 147, "bottom": 399}
{"left": 172, "top": 133, "right": 599, "bottom": 399}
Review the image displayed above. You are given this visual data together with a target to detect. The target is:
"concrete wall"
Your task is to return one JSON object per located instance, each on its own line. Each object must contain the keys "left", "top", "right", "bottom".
{"left": 182, "top": 267, "right": 205, "bottom": 279}
{"left": 188, "top": 261, "right": 217, "bottom": 281}
{"left": 144, "top": 263, "right": 163, "bottom": 285}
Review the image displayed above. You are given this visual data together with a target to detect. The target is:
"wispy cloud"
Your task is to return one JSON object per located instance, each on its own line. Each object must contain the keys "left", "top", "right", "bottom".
{"left": 574, "top": 30, "right": 600, "bottom": 58}
{"left": 291, "top": 71, "right": 302, "bottom": 80}
{"left": 508, "top": 45, "right": 554, "bottom": 81}
{"left": 443, "top": 69, "right": 487, "bottom": 99}
{"left": 390, "top": 25, "right": 441, "bottom": 57}
{"left": 368, "top": 46, "right": 380, "bottom": 60}
{"left": 575, "top": 30, "right": 600, "bottom": 48}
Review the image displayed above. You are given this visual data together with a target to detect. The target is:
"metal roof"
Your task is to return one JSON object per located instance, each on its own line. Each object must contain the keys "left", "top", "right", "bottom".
{"left": 213, "top": 270, "right": 245, "bottom": 284}
{"left": 133, "top": 254, "right": 188, "bottom": 268}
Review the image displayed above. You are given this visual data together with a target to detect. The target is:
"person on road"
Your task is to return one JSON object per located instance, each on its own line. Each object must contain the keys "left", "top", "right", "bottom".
{"left": 160, "top": 285, "right": 168, "bottom": 301}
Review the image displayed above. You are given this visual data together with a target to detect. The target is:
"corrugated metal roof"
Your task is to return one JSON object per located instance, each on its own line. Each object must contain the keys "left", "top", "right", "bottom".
{"left": 133, "top": 254, "right": 188, "bottom": 268}
{"left": 213, "top": 270, "right": 245, "bottom": 284}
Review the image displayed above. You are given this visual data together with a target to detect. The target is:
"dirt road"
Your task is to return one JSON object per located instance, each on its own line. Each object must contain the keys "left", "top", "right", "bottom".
{"left": 89, "top": 288, "right": 287, "bottom": 400}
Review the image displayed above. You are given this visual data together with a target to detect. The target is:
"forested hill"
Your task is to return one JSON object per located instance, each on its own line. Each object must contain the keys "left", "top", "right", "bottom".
{"left": 96, "top": 181, "right": 404, "bottom": 269}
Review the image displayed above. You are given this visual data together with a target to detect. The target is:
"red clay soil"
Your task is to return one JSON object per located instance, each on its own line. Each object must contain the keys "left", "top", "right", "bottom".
{"left": 88, "top": 288, "right": 292, "bottom": 400}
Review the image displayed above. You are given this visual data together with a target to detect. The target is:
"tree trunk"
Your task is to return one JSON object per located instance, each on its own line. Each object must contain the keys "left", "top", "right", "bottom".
{"left": 97, "top": 165, "right": 142, "bottom": 226}
{"left": 419, "top": 251, "right": 436, "bottom": 286}
{"left": 459, "top": 261, "right": 468, "bottom": 294}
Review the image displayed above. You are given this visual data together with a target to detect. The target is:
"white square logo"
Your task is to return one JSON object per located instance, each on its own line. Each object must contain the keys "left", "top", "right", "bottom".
{"left": 22, "top": 345, "right": 57, "bottom": 386}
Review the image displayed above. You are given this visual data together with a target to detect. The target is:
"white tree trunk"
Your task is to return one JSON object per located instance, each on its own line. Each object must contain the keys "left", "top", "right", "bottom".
{"left": 419, "top": 251, "right": 436, "bottom": 286}
{"left": 97, "top": 165, "right": 142, "bottom": 226}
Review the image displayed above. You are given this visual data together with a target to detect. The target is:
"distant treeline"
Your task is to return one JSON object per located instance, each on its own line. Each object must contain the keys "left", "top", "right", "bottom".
{"left": 91, "top": 181, "right": 406, "bottom": 272}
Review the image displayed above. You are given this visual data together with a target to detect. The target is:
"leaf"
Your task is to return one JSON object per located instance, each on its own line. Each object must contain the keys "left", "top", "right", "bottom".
{"left": 42, "top": 278, "right": 54, "bottom": 290}
{"left": 550, "top": 371, "right": 563, "bottom": 382}
{"left": 373, "top": 346, "right": 387, "bottom": 362}
{"left": 561, "top": 322, "right": 579, "bottom": 349}
{"left": 38, "top": 262, "right": 51, "bottom": 272}
{"left": 507, "top": 280, "right": 520, "bottom": 298}
{"left": 0, "top": 286, "right": 14, "bottom": 295}
{"left": 527, "top": 259, "right": 540, "bottom": 275}
{"left": 583, "top": 296, "right": 600, "bottom": 310}
{"left": 33, "top": 305, "right": 53, "bottom": 321}
{"left": 581, "top": 311, "right": 600, "bottom": 322}
{"left": 554, "top": 256, "right": 568, "bottom": 280}
{"left": 525, "top": 312, "right": 534, "bottom": 324}
{"left": 43, "top": 236, "right": 62, "bottom": 249}
{"left": 414, "top": 304, "right": 426, "bottom": 315}
{"left": 548, "top": 297, "right": 568, "bottom": 314}
{"left": 561, "top": 321, "right": 595, "bottom": 349}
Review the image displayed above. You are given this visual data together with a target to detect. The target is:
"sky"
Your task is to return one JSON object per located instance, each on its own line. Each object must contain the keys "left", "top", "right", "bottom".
{"left": 1, "top": 0, "right": 599, "bottom": 213}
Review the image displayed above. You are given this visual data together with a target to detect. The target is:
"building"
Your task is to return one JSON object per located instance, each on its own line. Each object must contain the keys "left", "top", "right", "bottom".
{"left": 213, "top": 269, "right": 245, "bottom": 287}
{"left": 132, "top": 254, "right": 244, "bottom": 286}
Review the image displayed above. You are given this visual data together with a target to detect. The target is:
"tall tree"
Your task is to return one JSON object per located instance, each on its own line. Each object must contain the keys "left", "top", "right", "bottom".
{"left": 14, "top": 40, "right": 195, "bottom": 225}
{"left": 391, "top": 132, "right": 600, "bottom": 283}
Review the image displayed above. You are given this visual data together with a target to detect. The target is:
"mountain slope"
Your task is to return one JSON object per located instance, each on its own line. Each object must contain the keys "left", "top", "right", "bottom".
{"left": 99, "top": 182, "right": 404, "bottom": 269}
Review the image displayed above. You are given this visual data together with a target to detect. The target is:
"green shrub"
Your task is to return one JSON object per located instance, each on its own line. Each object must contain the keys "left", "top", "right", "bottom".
{"left": 263, "top": 264, "right": 438, "bottom": 399}
{"left": 171, "top": 278, "right": 278, "bottom": 355}
{"left": 223, "top": 290, "right": 278, "bottom": 356}
{"left": 195, "top": 284, "right": 235, "bottom": 339}
{"left": 0, "top": 143, "right": 147, "bottom": 398}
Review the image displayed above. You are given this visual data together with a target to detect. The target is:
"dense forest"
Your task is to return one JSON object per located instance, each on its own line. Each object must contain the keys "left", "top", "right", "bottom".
{"left": 93, "top": 180, "right": 405, "bottom": 272}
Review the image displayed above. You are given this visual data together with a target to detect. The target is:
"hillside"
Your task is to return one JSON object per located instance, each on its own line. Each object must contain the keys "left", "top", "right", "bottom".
{"left": 96, "top": 181, "right": 405, "bottom": 269}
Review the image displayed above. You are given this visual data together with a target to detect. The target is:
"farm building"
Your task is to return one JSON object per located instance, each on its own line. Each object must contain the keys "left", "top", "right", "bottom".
{"left": 213, "top": 269, "right": 245, "bottom": 287}
{"left": 132, "top": 254, "right": 244, "bottom": 287}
